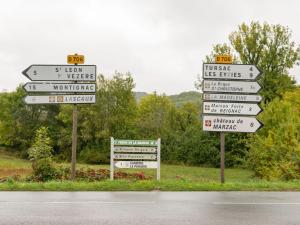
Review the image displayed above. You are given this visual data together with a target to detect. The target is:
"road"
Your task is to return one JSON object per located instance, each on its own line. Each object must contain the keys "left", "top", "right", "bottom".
{"left": 0, "top": 192, "right": 300, "bottom": 225}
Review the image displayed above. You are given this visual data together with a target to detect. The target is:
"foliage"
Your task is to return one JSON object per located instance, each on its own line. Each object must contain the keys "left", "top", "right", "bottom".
{"left": 28, "top": 127, "right": 59, "bottom": 181}
{"left": 229, "top": 21, "right": 300, "bottom": 102}
{"left": 247, "top": 88, "right": 300, "bottom": 180}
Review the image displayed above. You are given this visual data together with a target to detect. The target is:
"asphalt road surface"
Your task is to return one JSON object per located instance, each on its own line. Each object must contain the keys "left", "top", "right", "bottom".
{"left": 1, "top": 191, "right": 300, "bottom": 225}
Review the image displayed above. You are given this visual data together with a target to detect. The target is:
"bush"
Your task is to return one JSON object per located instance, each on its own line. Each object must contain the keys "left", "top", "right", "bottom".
{"left": 28, "top": 127, "right": 59, "bottom": 181}
{"left": 247, "top": 89, "right": 300, "bottom": 180}
{"left": 79, "top": 146, "right": 110, "bottom": 164}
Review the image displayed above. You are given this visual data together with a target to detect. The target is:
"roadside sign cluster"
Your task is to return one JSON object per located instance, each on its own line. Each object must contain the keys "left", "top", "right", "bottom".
{"left": 202, "top": 63, "right": 263, "bottom": 133}
{"left": 110, "top": 138, "right": 161, "bottom": 180}
{"left": 22, "top": 64, "right": 96, "bottom": 104}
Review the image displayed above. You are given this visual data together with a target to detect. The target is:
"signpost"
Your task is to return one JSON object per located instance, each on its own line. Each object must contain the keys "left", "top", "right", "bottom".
{"left": 203, "top": 102, "right": 261, "bottom": 116}
{"left": 203, "top": 80, "right": 261, "bottom": 93}
{"left": 22, "top": 54, "right": 96, "bottom": 179}
{"left": 23, "top": 82, "right": 96, "bottom": 93}
{"left": 67, "top": 54, "right": 85, "bottom": 64}
{"left": 203, "top": 93, "right": 262, "bottom": 102}
{"left": 111, "top": 137, "right": 161, "bottom": 180}
{"left": 24, "top": 95, "right": 96, "bottom": 104}
{"left": 22, "top": 65, "right": 96, "bottom": 81}
{"left": 113, "top": 154, "right": 157, "bottom": 160}
{"left": 215, "top": 55, "right": 232, "bottom": 64}
{"left": 114, "top": 161, "right": 158, "bottom": 169}
{"left": 202, "top": 115, "right": 262, "bottom": 133}
{"left": 203, "top": 63, "right": 261, "bottom": 80}
{"left": 202, "top": 56, "right": 263, "bottom": 184}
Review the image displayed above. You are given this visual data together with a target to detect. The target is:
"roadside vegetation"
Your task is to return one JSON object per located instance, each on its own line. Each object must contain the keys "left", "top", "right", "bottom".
{"left": 0, "top": 21, "right": 300, "bottom": 190}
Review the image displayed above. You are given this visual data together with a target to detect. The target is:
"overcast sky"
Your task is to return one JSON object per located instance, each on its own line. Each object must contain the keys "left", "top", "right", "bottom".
{"left": 1, "top": 0, "right": 299, "bottom": 94}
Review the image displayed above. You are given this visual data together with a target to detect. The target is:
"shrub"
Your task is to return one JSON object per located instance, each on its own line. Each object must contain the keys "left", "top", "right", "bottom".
{"left": 247, "top": 89, "right": 300, "bottom": 180}
{"left": 28, "top": 127, "right": 59, "bottom": 181}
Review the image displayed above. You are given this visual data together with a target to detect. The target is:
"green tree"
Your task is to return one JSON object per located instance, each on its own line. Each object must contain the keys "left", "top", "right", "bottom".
{"left": 229, "top": 22, "right": 300, "bottom": 102}
{"left": 57, "top": 72, "right": 137, "bottom": 163}
{"left": 247, "top": 88, "right": 300, "bottom": 180}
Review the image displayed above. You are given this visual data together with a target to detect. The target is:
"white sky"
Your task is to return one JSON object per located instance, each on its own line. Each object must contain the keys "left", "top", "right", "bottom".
{"left": 0, "top": 0, "right": 299, "bottom": 94}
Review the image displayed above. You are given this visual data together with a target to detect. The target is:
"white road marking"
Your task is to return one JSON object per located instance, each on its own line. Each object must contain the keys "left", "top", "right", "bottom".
{"left": 0, "top": 201, "right": 155, "bottom": 204}
{"left": 213, "top": 202, "right": 300, "bottom": 205}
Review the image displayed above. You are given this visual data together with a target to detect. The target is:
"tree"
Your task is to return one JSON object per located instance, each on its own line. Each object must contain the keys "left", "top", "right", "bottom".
{"left": 247, "top": 88, "right": 300, "bottom": 180}
{"left": 57, "top": 72, "right": 137, "bottom": 163}
{"left": 229, "top": 22, "right": 300, "bottom": 102}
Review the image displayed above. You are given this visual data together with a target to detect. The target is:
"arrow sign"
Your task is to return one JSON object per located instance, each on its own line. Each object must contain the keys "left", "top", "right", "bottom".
{"left": 22, "top": 65, "right": 96, "bottom": 81}
{"left": 24, "top": 95, "right": 96, "bottom": 104}
{"left": 203, "top": 63, "right": 261, "bottom": 80}
{"left": 203, "top": 80, "right": 261, "bottom": 93}
{"left": 23, "top": 82, "right": 96, "bottom": 93}
{"left": 114, "top": 146, "right": 157, "bottom": 153}
{"left": 203, "top": 102, "right": 262, "bottom": 116}
{"left": 114, "top": 161, "right": 158, "bottom": 169}
{"left": 203, "top": 93, "right": 262, "bottom": 102}
{"left": 113, "top": 154, "right": 157, "bottom": 160}
{"left": 114, "top": 139, "right": 158, "bottom": 146}
{"left": 202, "top": 115, "right": 262, "bottom": 133}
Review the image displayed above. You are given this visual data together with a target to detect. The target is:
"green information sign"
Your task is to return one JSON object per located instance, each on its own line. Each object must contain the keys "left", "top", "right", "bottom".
{"left": 114, "top": 139, "right": 158, "bottom": 147}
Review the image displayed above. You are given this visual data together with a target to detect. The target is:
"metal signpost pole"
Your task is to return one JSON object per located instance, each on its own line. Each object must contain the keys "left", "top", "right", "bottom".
{"left": 157, "top": 138, "right": 161, "bottom": 181}
{"left": 220, "top": 132, "right": 225, "bottom": 184}
{"left": 110, "top": 137, "right": 114, "bottom": 180}
{"left": 71, "top": 55, "right": 78, "bottom": 179}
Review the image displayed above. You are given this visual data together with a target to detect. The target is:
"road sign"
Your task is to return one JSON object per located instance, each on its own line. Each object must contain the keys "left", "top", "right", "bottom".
{"left": 202, "top": 115, "right": 262, "bottom": 133}
{"left": 114, "top": 146, "right": 157, "bottom": 153}
{"left": 114, "top": 161, "right": 158, "bottom": 169}
{"left": 24, "top": 94, "right": 96, "bottom": 104}
{"left": 67, "top": 55, "right": 84, "bottom": 64}
{"left": 203, "top": 93, "right": 262, "bottom": 102}
{"left": 203, "top": 80, "right": 261, "bottom": 93}
{"left": 203, "top": 102, "right": 262, "bottom": 116}
{"left": 113, "top": 154, "right": 157, "bottom": 160}
{"left": 22, "top": 65, "right": 96, "bottom": 81}
{"left": 215, "top": 55, "right": 232, "bottom": 64}
{"left": 114, "top": 139, "right": 158, "bottom": 146}
{"left": 203, "top": 63, "right": 261, "bottom": 80}
{"left": 23, "top": 82, "right": 96, "bottom": 93}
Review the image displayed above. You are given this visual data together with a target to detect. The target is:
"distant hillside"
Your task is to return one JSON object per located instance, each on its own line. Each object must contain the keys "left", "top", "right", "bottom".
{"left": 134, "top": 92, "right": 148, "bottom": 102}
{"left": 169, "top": 91, "right": 202, "bottom": 107}
{"left": 134, "top": 91, "right": 202, "bottom": 107}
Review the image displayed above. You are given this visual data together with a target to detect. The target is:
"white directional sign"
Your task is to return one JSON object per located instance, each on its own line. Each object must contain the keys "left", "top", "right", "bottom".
{"left": 203, "top": 115, "right": 262, "bottom": 133}
{"left": 24, "top": 94, "right": 96, "bottom": 104}
{"left": 203, "top": 102, "right": 262, "bottom": 116}
{"left": 203, "top": 93, "right": 262, "bottom": 102}
{"left": 114, "top": 161, "right": 158, "bottom": 169}
{"left": 113, "top": 154, "right": 157, "bottom": 160}
{"left": 114, "top": 146, "right": 157, "bottom": 153}
{"left": 23, "top": 82, "right": 96, "bottom": 93}
{"left": 203, "top": 63, "right": 261, "bottom": 80}
{"left": 22, "top": 65, "right": 96, "bottom": 81}
{"left": 203, "top": 80, "right": 261, "bottom": 93}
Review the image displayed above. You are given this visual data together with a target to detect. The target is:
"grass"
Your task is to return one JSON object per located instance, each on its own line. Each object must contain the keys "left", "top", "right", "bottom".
{"left": 1, "top": 150, "right": 300, "bottom": 191}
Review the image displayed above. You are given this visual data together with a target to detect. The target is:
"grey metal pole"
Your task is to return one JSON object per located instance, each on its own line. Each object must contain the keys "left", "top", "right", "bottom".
{"left": 157, "top": 138, "right": 161, "bottom": 181}
{"left": 220, "top": 132, "right": 225, "bottom": 183}
{"left": 110, "top": 137, "right": 114, "bottom": 180}
{"left": 71, "top": 103, "right": 77, "bottom": 179}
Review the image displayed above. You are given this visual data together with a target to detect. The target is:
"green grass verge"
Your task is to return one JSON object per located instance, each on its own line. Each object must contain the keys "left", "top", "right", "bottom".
{"left": 2, "top": 180, "right": 300, "bottom": 191}
{"left": 1, "top": 150, "right": 300, "bottom": 191}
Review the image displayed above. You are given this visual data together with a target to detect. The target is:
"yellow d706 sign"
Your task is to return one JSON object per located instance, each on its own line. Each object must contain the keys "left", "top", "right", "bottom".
{"left": 67, "top": 55, "right": 85, "bottom": 64}
{"left": 215, "top": 55, "right": 232, "bottom": 64}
